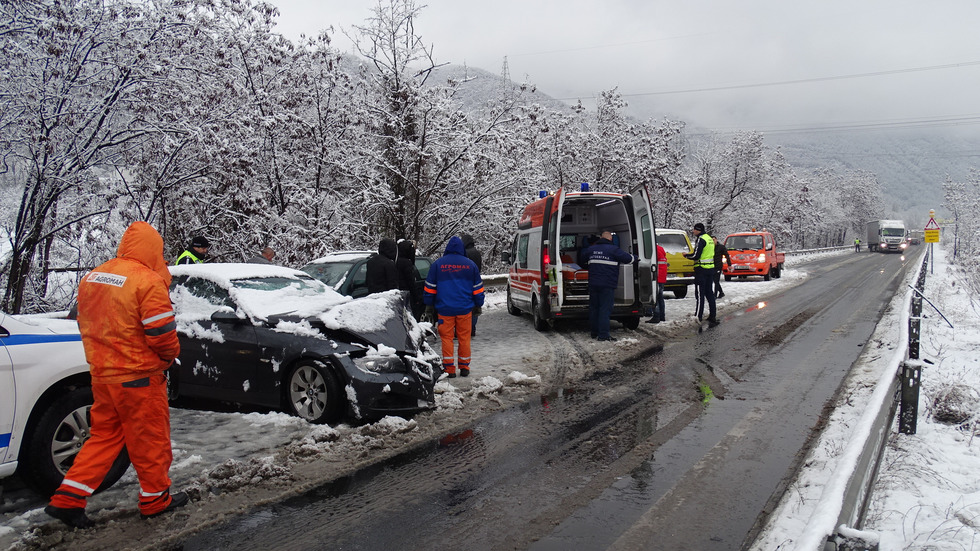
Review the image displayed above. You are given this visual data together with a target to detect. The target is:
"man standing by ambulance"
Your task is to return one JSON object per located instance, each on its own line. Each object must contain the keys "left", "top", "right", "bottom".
{"left": 46, "top": 221, "right": 186, "bottom": 528}
{"left": 582, "top": 230, "right": 637, "bottom": 341}
{"left": 423, "top": 235, "right": 485, "bottom": 378}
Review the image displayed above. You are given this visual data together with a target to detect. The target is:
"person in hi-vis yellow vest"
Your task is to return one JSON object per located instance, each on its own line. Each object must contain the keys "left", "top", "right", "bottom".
{"left": 685, "top": 223, "right": 718, "bottom": 325}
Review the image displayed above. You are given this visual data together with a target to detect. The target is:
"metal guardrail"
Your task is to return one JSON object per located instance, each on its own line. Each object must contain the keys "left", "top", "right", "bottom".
{"left": 482, "top": 273, "right": 508, "bottom": 287}
{"left": 794, "top": 249, "right": 929, "bottom": 551}
{"left": 785, "top": 245, "right": 853, "bottom": 257}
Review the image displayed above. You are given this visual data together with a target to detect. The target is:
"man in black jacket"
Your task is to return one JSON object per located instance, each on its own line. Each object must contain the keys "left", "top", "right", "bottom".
{"left": 366, "top": 238, "right": 398, "bottom": 294}
{"left": 395, "top": 239, "right": 423, "bottom": 318}
{"left": 460, "top": 234, "right": 483, "bottom": 335}
{"left": 712, "top": 237, "right": 732, "bottom": 298}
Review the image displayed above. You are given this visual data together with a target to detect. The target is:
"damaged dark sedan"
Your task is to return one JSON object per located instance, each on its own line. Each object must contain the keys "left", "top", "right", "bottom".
{"left": 167, "top": 264, "right": 441, "bottom": 424}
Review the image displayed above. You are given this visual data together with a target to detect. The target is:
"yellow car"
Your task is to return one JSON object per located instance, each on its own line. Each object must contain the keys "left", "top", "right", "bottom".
{"left": 655, "top": 228, "right": 695, "bottom": 299}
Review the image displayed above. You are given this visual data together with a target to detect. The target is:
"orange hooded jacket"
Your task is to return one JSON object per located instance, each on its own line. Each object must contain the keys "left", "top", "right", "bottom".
{"left": 77, "top": 221, "right": 180, "bottom": 384}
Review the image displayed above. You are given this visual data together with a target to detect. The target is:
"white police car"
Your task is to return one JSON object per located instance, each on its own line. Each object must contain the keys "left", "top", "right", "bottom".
{"left": 0, "top": 312, "right": 128, "bottom": 495}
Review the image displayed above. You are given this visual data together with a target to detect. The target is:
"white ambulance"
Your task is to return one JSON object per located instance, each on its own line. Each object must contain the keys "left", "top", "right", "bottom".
{"left": 502, "top": 184, "right": 657, "bottom": 331}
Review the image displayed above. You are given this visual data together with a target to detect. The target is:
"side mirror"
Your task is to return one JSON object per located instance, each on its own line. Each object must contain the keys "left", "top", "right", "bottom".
{"left": 211, "top": 310, "right": 246, "bottom": 324}
{"left": 501, "top": 251, "right": 512, "bottom": 264}
{"left": 351, "top": 286, "right": 369, "bottom": 299}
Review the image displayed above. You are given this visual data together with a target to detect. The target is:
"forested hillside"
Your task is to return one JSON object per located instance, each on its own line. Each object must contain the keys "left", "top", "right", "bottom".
{"left": 774, "top": 129, "right": 980, "bottom": 225}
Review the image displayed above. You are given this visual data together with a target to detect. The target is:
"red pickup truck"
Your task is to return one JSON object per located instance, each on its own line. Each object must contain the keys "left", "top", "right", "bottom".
{"left": 722, "top": 231, "right": 785, "bottom": 281}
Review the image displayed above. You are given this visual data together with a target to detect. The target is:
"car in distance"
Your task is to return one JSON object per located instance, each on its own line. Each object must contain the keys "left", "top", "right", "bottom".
{"left": 654, "top": 228, "right": 695, "bottom": 299}
{"left": 168, "top": 263, "right": 440, "bottom": 424}
{"left": 0, "top": 313, "right": 129, "bottom": 495}
{"left": 301, "top": 251, "right": 432, "bottom": 299}
{"left": 722, "top": 230, "right": 786, "bottom": 281}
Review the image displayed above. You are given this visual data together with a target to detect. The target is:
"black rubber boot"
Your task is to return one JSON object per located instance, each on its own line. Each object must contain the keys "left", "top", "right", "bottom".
{"left": 141, "top": 491, "right": 189, "bottom": 519}
{"left": 45, "top": 505, "right": 95, "bottom": 529}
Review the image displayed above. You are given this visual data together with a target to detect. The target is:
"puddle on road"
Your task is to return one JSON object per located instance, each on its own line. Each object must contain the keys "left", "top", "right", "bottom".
{"left": 540, "top": 387, "right": 577, "bottom": 412}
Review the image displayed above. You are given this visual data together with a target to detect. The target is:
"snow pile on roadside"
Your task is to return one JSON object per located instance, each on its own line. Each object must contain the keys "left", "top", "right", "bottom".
{"left": 507, "top": 371, "right": 542, "bottom": 385}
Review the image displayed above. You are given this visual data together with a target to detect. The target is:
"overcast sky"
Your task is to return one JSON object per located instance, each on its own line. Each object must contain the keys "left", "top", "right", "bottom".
{"left": 268, "top": 0, "right": 980, "bottom": 134}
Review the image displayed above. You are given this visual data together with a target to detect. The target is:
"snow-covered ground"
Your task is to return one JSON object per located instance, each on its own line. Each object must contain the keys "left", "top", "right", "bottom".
{"left": 752, "top": 243, "right": 980, "bottom": 550}
{"left": 2, "top": 244, "right": 974, "bottom": 550}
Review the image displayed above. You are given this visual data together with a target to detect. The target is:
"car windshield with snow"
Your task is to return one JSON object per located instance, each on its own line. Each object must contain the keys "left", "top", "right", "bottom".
{"left": 168, "top": 263, "right": 440, "bottom": 424}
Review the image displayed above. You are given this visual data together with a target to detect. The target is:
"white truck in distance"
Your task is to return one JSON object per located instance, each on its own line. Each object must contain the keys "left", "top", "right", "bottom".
{"left": 866, "top": 220, "right": 907, "bottom": 253}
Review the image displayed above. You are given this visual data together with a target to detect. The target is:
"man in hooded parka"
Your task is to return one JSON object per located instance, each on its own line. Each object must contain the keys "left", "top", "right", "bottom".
{"left": 46, "top": 222, "right": 186, "bottom": 528}
{"left": 423, "top": 236, "right": 485, "bottom": 378}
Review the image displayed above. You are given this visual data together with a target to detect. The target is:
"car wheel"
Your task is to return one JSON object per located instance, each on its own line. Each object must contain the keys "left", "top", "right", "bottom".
{"left": 531, "top": 296, "right": 551, "bottom": 332}
{"left": 506, "top": 286, "right": 522, "bottom": 316}
{"left": 621, "top": 316, "right": 640, "bottom": 330}
{"left": 18, "top": 386, "right": 130, "bottom": 496}
{"left": 673, "top": 286, "right": 688, "bottom": 299}
{"left": 764, "top": 269, "right": 771, "bottom": 281}
{"left": 286, "top": 360, "right": 343, "bottom": 424}
{"left": 724, "top": 275, "right": 732, "bottom": 282}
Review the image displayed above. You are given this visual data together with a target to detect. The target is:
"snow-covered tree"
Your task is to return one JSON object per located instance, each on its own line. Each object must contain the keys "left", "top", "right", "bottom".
{"left": 0, "top": 0, "right": 220, "bottom": 312}
{"left": 943, "top": 172, "right": 979, "bottom": 264}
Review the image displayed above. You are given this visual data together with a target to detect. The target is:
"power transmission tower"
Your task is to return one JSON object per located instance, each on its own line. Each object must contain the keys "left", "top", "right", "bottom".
{"left": 500, "top": 56, "right": 515, "bottom": 98}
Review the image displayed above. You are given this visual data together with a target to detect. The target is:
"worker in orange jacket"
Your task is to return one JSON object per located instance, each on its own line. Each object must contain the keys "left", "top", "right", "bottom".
{"left": 46, "top": 221, "right": 185, "bottom": 529}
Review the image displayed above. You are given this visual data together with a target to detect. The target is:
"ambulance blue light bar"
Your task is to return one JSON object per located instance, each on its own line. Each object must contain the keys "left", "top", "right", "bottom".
{"left": 539, "top": 190, "right": 547, "bottom": 198}
{"left": 581, "top": 182, "right": 590, "bottom": 191}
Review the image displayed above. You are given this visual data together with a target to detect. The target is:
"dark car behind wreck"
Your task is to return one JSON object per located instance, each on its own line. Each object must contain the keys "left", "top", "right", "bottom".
{"left": 168, "top": 263, "right": 441, "bottom": 424}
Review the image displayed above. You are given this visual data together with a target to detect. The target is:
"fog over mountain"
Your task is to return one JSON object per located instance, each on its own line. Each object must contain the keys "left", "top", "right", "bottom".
{"left": 437, "top": 63, "right": 979, "bottom": 227}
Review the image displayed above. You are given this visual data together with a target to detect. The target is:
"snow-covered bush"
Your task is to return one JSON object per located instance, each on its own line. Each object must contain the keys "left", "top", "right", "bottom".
{"left": 927, "top": 382, "right": 979, "bottom": 426}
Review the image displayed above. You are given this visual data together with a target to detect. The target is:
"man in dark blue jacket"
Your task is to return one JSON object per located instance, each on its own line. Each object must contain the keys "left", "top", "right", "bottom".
{"left": 581, "top": 230, "right": 636, "bottom": 341}
{"left": 423, "top": 236, "right": 485, "bottom": 378}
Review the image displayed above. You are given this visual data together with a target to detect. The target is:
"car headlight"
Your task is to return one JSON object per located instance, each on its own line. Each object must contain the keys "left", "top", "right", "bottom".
{"left": 758, "top": 254, "right": 767, "bottom": 262}
{"left": 353, "top": 355, "right": 407, "bottom": 374}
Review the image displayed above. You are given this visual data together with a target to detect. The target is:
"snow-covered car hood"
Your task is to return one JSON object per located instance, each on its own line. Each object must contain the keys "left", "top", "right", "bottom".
{"left": 170, "top": 264, "right": 422, "bottom": 352}
{"left": 313, "top": 290, "right": 422, "bottom": 352}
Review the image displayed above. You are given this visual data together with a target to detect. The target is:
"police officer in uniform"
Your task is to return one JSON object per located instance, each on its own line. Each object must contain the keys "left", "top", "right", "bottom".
{"left": 686, "top": 223, "right": 718, "bottom": 325}
{"left": 175, "top": 236, "right": 209, "bottom": 265}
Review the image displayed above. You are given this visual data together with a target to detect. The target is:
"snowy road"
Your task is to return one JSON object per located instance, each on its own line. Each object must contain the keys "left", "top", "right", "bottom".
{"left": 2, "top": 248, "right": 925, "bottom": 550}
{"left": 159, "top": 251, "right": 919, "bottom": 550}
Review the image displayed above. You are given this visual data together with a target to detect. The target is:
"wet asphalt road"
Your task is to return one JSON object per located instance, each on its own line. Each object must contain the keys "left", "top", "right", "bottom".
{"left": 180, "top": 250, "right": 918, "bottom": 551}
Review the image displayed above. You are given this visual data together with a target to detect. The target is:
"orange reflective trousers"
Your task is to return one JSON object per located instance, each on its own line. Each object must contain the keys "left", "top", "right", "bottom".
{"left": 49, "top": 373, "right": 175, "bottom": 516}
{"left": 437, "top": 312, "right": 472, "bottom": 374}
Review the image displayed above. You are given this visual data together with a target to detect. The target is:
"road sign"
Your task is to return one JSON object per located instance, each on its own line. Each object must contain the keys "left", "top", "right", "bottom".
{"left": 924, "top": 216, "right": 940, "bottom": 243}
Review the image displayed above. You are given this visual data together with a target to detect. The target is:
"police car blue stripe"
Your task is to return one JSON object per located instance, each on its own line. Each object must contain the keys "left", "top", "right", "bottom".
{"left": 2, "top": 334, "right": 82, "bottom": 346}
{"left": 0, "top": 433, "right": 10, "bottom": 448}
